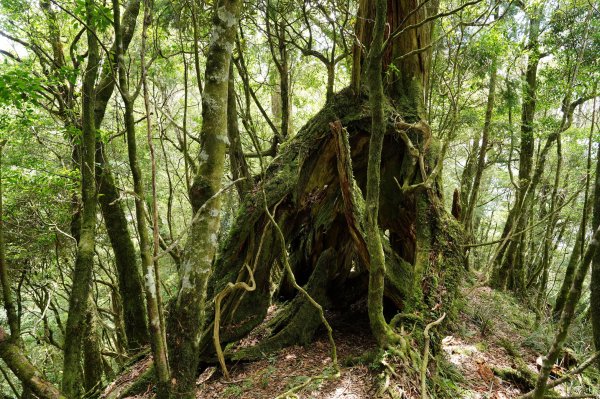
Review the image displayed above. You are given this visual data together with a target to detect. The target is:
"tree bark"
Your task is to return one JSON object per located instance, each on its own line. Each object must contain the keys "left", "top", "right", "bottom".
{"left": 167, "top": 0, "right": 242, "bottom": 396}
{"left": 589, "top": 94, "right": 600, "bottom": 369}
{"left": 62, "top": 0, "right": 100, "bottom": 395}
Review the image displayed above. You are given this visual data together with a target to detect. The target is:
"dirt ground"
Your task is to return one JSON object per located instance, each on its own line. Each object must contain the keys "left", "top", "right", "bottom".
{"left": 106, "top": 286, "right": 596, "bottom": 398}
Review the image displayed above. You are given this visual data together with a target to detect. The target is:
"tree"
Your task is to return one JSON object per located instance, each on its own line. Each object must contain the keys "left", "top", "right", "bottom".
{"left": 61, "top": 0, "right": 100, "bottom": 395}
{"left": 113, "top": 0, "right": 170, "bottom": 393}
{"left": 490, "top": 4, "right": 542, "bottom": 292}
{"left": 590, "top": 94, "right": 600, "bottom": 368}
{"left": 166, "top": 0, "right": 243, "bottom": 396}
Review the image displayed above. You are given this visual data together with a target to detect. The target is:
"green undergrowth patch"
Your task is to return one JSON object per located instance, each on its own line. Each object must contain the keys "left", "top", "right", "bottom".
{"left": 454, "top": 277, "right": 600, "bottom": 397}
{"left": 459, "top": 282, "right": 536, "bottom": 345}
{"left": 222, "top": 378, "right": 254, "bottom": 398}
{"left": 431, "top": 356, "right": 465, "bottom": 398}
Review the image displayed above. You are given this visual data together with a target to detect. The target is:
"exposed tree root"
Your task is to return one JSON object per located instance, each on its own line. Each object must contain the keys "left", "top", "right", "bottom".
{"left": 421, "top": 313, "right": 446, "bottom": 399}
{"left": 213, "top": 264, "right": 256, "bottom": 379}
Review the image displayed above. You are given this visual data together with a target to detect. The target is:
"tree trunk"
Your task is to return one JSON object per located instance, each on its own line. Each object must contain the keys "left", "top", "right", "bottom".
{"left": 192, "top": 1, "right": 464, "bottom": 380}
{"left": 459, "top": 139, "right": 479, "bottom": 221}
{"left": 113, "top": 0, "right": 171, "bottom": 394}
{"left": 96, "top": 157, "right": 150, "bottom": 350}
{"left": 589, "top": 94, "right": 600, "bottom": 369}
{"left": 0, "top": 140, "right": 19, "bottom": 340}
{"left": 535, "top": 140, "right": 561, "bottom": 316}
{"left": 94, "top": 0, "right": 149, "bottom": 352}
{"left": 531, "top": 211, "right": 600, "bottom": 398}
{"left": 227, "top": 61, "right": 253, "bottom": 197}
{"left": 553, "top": 216, "right": 585, "bottom": 319}
{"left": 49, "top": 0, "right": 148, "bottom": 353}
{"left": 83, "top": 296, "right": 104, "bottom": 395}
{"left": 364, "top": 0, "right": 396, "bottom": 347}
{"left": 167, "top": 0, "right": 242, "bottom": 396}
{"left": 62, "top": 0, "right": 100, "bottom": 395}
{"left": 463, "top": 52, "right": 497, "bottom": 235}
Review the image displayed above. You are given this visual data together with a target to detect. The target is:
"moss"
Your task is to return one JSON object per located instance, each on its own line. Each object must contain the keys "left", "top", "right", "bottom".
{"left": 118, "top": 366, "right": 155, "bottom": 398}
{"left": 492, "top": 365, "right": 537, "bottom": 392}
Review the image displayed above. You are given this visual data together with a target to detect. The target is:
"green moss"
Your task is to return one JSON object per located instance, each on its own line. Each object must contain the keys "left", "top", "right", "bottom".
{"left": 118, "top": 365, "right": 154, "bottom": 398}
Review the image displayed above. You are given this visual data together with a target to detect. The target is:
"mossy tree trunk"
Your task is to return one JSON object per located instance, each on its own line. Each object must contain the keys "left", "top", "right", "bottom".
{"left": 0, "top": 329, "right": 66, "bottom": 399}
{"left": 589, "top": 95, "right": 600, "bottom": 369}
{"left": 83, "top": 296, "right": 104, "bottom": 395}
{"left": 166, "top": 0, "right": 242, "bottom": 396}
{"left": 364, "top": 0, "right": 397, "bottom": 347}
{"left": 113, "top": 0, "right": 171, "bottom": 394}
{"left": 94, "top": 0, "right": 149, "bottom": 352}
{"left": 62, "top": 0, "right": 100, "bottom": 395}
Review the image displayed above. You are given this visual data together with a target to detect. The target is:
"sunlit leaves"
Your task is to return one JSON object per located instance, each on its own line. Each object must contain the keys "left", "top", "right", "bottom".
{"left": 0, "top": 65, "right": 42, "bottom": 109}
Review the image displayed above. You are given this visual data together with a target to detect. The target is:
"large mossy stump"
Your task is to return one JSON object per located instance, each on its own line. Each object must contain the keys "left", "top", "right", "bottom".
{"left": 191, "top": 88, "right": 465, "bottom": 365}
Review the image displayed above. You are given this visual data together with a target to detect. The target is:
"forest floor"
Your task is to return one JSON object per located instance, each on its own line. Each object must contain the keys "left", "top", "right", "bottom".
{"left": 116, "top": 276, "right": 599, "bottom": 399}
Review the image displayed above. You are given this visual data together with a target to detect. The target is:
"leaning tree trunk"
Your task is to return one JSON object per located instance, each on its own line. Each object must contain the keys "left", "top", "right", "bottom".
{"left": 0, "top": 329, "right": 66, "bottom": 399}
{"left": 195, "top": 0, "right": 464, "bottom": 376}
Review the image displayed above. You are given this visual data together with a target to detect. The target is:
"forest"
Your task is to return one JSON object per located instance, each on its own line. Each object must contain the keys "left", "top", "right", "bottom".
{"left": 0, "top": 0, "right": 599, "bottom": 397}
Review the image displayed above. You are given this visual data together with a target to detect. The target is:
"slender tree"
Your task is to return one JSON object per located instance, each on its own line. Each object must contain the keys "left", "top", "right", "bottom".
{"left": 589, "top": 93, "right": 600, "bottom": 368}
{"left": 167, "top": 0, "right": 243, "bottom": 396}
{"left": 62, "top": 0, "right": 100, "bottom": 394}
{"left": 112, "top": 0, "right": 170, "bottom": 394}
